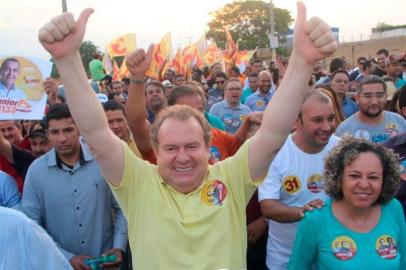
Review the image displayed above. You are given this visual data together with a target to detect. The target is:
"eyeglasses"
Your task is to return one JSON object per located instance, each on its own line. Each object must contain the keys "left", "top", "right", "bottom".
{"left": 359, "top": 92, "right": 386, "bottom": 100}
{"left": 216, "top": 81, "right": 225, "bottom": 84}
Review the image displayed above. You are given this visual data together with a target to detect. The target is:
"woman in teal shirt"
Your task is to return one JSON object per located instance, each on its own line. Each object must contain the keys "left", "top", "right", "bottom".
{"left": 288, "top": 137, "right": 406, "bottom": 270}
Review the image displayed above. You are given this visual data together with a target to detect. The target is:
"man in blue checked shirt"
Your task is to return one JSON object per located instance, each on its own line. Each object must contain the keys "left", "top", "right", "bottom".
{"left": 22, "top": 104, "right": 127, "bottom": 270}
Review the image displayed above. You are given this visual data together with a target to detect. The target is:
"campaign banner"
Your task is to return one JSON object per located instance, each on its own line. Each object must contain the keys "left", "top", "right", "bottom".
{"left": 0, "top": 56, "right": 52, "bottom": 120}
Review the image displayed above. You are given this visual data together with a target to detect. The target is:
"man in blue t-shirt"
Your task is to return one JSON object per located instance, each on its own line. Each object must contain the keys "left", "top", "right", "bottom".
{"left": 209, "top": 78, "right": 252, "bottom": 134}
{"left": 336, "top": 75, "right": 406, "bottom": 143}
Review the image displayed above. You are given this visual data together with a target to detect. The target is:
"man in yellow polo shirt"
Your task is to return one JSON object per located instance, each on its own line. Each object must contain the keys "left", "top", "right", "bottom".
{"left": 37, "top": 2, "right": 337, "bottom": 269}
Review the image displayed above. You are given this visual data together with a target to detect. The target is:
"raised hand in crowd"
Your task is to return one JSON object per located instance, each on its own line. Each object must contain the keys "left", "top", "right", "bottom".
{"left": 43, "top": 77, "right": 60, "bottom": 105}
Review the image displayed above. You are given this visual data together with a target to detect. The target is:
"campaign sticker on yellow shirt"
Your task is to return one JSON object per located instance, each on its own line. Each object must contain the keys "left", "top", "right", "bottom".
{"left": 201, "top": 180, "right": 227, "bottom": 206}
{"left": 306, "top": 174, "right": 323, "bottom": 193}
{"left": 282, "top": 176, "right": 301, "bottom": 194}
{"left": 331, "top": 236, "right": 357, "bottom": 261}
{"left": 376, "top": 235, "right": 398, "bottom": 259}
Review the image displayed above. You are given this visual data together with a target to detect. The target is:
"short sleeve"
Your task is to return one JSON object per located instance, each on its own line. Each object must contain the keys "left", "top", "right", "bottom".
{"left": 258, "top": 157, "right": 282, "bottom": 201}
{"left": 214, "top": 138, "right": 264, "bottom": 207}
{"left": 108, "top": 141, "right": 156, "bottom": 217}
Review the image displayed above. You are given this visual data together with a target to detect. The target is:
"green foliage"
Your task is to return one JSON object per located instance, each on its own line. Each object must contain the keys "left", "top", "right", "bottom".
{"left": 80, "top": 40, "right": 100, "bottom": 77}
{"left": 206, "top": 0, "right": 293, "bottom": 50}
{"left": 50, "top": 40, "right": 101, "bottom": 79}
{"left": 375, "top": 22, "right": 406, "bottom": 32}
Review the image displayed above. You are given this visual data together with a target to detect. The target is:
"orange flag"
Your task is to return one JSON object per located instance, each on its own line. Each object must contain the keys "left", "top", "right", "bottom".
{"left": 235, "top": 50, "right": 255, "bottom": 73}
{"left": 202, "top": 42, "right": 222, "bottom": 66}
{"left": 183, "top": 45, "right": 204, "bottom": 68}
{"left": 105, "top": 33, "right": 137, "bottom": 80}
{"left": 112, "top": 61, "right": 120, "bottom": 81}
{"left": 170, "top": 49, "right": 186, "bottom": 75}
{"left": 182, "top": 45, "right": 204, "bottom": 79}
{"left": 224, "top": 28, "right": 237, "bottom": 65}
{"left": 106, "top": 33, "right": 137, "bottom": 58}
{"left": 147, "top": 32, "right": 172, "bottom": 79}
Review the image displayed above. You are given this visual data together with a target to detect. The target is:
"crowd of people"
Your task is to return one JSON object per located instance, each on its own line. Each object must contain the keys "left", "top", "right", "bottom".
{"left": 1, "top": 2, "right": 406, "bottom": 270}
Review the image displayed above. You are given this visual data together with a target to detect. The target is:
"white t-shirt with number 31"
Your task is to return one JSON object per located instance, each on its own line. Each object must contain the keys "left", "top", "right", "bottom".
{"left": 259, "top": 134, "right": 340, "bottom": 270}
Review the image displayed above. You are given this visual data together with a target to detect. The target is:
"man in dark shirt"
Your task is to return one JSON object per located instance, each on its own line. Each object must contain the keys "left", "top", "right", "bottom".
{"left": 0, "top": 120, "right": 32, "bottom": 191}
{"left": 382, "top": 133, "right": 406, "bottom": 218}
{"left": 0, "top": 121, "right": 51, "bottom": 186}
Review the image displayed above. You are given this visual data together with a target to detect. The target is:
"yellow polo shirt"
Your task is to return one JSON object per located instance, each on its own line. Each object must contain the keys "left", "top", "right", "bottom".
{"left": 110, "top": 139, "right": 261, "bottom": 270}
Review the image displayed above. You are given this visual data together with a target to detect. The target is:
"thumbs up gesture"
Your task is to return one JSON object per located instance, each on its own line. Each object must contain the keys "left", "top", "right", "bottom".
{"left": 126, "top": 44, "right": 155, "bottom": 79}
{"left": 293, "top": 2, "right": 337, "bottom": 65}
{"left": 38, "top": 8, "right": 94, "bottom": 60}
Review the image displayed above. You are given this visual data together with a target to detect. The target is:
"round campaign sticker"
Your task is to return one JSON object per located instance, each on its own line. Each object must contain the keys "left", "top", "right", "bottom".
{"left": 239, "top": 114, "right": 247, "bottom": 122}
{"left": 222, "top": 114, "right": 233, "bottom": 124}
{"left": 376, "top": 235, "right": 398, "bottom": 259}
{"left": 200, "top": 180, "right": 227, "bottom": 206}
{"left": 354, "top": 130, "right": 370, "bottom": 140}
{"left": 256, "top": 100, "right": 264, "bottom": 108}
{"left": 385, "top": 123, "right": 399, "bottom": 137}
{"left": 307, "top": 174, "right": 323, "bottom": 193}
{"left": 282, "top": 176, "right": 301, "bottom": 194}
{"left": 331, "top": 236, "right": 357, "bottom": 261}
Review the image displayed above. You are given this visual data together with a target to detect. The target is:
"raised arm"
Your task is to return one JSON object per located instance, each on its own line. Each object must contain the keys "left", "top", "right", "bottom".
{"left": 248, "top": 2, "right": 337, "bottom": 180}
{"left": 0, "top": 130, "right": 13, "bottom": 163}
{"left": 125, "top": 46, "right": 154, "bottom": 153}
{"left": 38, "top": 9, "right": 124, "bottom": 185}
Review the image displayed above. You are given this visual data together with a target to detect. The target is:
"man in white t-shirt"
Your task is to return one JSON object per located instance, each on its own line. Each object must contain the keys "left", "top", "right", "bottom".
{"left": 259, "top": 90, "right": 340, "bottom": 270}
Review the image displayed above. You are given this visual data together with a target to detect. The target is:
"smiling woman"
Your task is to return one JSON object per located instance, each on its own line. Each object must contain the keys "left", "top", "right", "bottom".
{"left": 288, "top": 136, "right": 406, "bottom": 270}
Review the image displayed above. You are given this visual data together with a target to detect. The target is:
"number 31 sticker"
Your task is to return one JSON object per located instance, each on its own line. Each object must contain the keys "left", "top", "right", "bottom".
{"left": 282, "top": 176, "right": 301, "bottom": 194}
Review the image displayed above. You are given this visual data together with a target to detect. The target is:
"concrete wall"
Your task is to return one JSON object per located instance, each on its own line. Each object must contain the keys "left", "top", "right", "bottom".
{"left": 327, "top": 35, "right": 406, "bottom": 68}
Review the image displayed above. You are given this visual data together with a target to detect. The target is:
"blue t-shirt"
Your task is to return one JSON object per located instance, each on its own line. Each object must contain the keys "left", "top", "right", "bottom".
{"left": 209, "top": 100, "right": 251, "bottom": 134}
{"left": 288, "top": 199, "right": 406, "bottom": 270}
{"left": 335, "top": 111, "right": 406, "bottom": 143}
{"left": 245, "top": 89, "right": 275, "bottom": 112}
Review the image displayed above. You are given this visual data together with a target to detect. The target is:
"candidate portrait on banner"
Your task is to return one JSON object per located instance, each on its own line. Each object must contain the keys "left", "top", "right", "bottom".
{"left": 0, "top": 56, "right": 51, "bottom": 120}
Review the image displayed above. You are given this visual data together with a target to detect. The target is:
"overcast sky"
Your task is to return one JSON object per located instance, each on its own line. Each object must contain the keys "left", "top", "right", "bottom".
{"left": 1, "top": 0, "right": 405, "bottom": 60}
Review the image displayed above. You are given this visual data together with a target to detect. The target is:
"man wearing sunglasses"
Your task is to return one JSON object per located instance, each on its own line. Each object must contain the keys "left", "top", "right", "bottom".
{"left": 206, "top": 72, "right": 227, "bottom": 112}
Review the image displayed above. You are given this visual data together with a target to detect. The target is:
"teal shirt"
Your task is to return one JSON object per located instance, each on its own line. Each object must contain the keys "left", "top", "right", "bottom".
{"left": 288, "top": 199, "right": 406, "bottom": 270}
{"left": 205, "top": 112, "right": 225, "bottom": 131}
{"left": 395, "top": 78, "right": 406, "bottom": 90}
{"left": 240, "top": 88, "right": 254, "bottom": 104}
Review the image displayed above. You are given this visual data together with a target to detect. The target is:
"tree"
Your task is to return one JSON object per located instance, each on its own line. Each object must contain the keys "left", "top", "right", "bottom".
{"left": 374, "top": 22, "right": 406, "bottom": 33}
{"left": 80, "top": 40, "right": 101, "bottom": 77}
{"left": 206, "top": 0, "right": 293, "bottom": 50}
{"left": 51, "top": 40, "right": 100, "bottom": 78}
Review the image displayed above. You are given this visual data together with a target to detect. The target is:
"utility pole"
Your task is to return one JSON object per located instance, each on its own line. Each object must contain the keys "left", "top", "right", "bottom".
{"left": 186, "top": 36, "right": 193, "bottom": 46}
{"left": 62, "top": 0, "right": 68, "bottom": 12}
{"left": 269, "top": 0, "right": 277, "bottom": 61}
